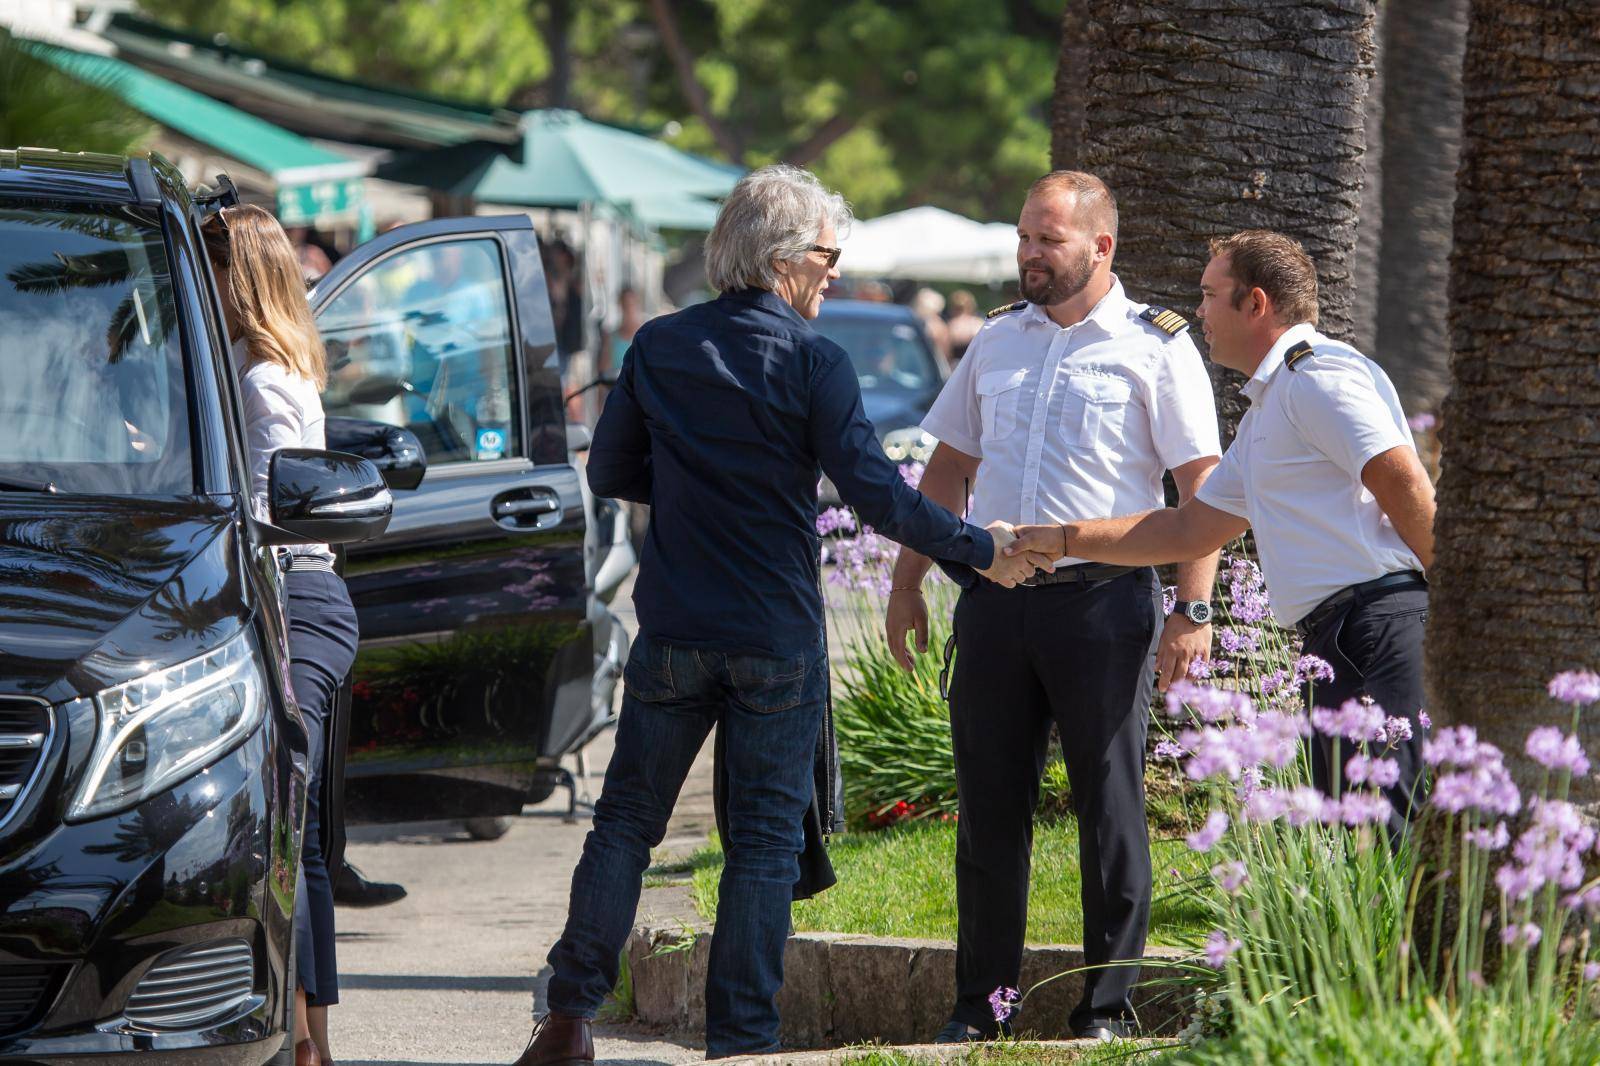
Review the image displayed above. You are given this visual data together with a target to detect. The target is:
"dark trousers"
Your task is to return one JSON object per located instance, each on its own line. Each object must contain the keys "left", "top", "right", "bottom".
{"left": 948, "top": 570, "right": 1160, "bottom": 1033}
{"left": 1300, "top": 585, "right": 1429, "bottom": 838}
{"left": 286, "top": 569, "right": 360, "bottom": 1008}
{"left": 546, "top": 634, "right": 826, "bottom": 1059}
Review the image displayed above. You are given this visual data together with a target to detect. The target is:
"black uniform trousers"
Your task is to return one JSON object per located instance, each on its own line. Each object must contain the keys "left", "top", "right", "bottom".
{"left": 1300, "top": 582, "right": 1430, "bottom": 840}
{"left": 947, "top": 568, "right": 1161, "bottom": 1033}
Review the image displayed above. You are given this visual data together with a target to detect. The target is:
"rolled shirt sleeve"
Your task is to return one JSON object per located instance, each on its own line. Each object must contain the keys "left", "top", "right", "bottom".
{"left": 807, "top": 345, "right": 994, "bottom": 571}
{"left": 1146, "top": 334, "right": 1223, "bottom": 471}
{"left": 1284, "top": 357, "right": 1414, "bottom": 479}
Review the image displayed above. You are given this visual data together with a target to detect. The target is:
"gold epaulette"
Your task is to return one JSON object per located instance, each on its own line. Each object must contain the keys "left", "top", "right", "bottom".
{"left": 986, "top": 300, "right": 1027, "bottom": 319}
{"left": 1138, "top": 305, "right": 1190, "bottom": 336}
{"left": 1285, "top": 340, "right": 1316, "bottom": 370}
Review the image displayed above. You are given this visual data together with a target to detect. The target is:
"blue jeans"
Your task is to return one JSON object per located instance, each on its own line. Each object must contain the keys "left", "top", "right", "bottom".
{"left": 546, "top": 633, "right": 826, "bottom": 1058}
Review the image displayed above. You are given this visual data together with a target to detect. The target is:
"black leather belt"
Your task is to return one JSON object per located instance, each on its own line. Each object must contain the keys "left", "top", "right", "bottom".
{"left": 1019, "top": 563, "right": 1137, "bottom": 588}
{"left": 1296, "top": 570, "right": 1427, "bottom": 638}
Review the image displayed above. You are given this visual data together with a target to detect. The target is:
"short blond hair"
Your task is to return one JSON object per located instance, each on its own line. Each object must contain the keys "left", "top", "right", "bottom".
{"left": 203, "top": 205, "right": 329, "bottom": 387}
{"left": 1027, "top": 170, "right": 1118, "bottom": 242}
{"left": 1208, "top": 230, "right": 1319, "bottom": 326}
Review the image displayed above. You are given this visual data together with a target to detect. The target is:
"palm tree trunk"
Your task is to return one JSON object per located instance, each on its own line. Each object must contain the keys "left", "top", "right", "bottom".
{"left": 1076, "top": 0, "right": 1378, "bottom": 438}
{"left": 1050, "top": 3, "right": 1089, "bottom": 170}
{"left": 1374, "top": 0, "right": 1470, "bottom": 420}
{"left": 1428, "top": 0, "right": 1600, "bottom": 800}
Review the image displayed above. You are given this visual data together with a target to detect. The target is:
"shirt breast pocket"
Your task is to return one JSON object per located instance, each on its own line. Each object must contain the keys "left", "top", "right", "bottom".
{"left": 1062, "top": 374, "right": 1133, "bottom": 450}
{"left": 977, "top": 368, "right": 1027, "bottom": 442}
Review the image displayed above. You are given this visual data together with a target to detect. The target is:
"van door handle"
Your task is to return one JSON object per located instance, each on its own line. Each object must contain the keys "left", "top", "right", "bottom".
{"left": 492, "top": 488, "right": 561, "bottom": 529}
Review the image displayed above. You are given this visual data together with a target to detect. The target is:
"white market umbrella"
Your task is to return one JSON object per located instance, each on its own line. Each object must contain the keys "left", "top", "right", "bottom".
{"left": 840, "top": 207, "right": 1018, "bottom": 284}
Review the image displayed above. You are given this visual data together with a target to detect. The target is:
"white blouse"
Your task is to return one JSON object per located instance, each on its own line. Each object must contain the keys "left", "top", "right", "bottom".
{"left": 234, "top": 340, "right": 335, "bottom": 563}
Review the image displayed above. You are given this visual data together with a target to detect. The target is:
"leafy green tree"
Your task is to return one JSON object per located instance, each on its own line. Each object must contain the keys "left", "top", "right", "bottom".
{"left": 633, "top": 0, "right": 1056, "bottom": 219}
{"left": 0, "top": 31, "right": 154, "bottom": 155}
{"left": 140, "top": 0, "right": 550, "bottom": 104}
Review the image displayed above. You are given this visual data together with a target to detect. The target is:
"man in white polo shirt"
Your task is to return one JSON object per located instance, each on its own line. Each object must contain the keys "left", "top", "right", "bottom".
{"left": 1007, "top": 229, "right": 1437, "bottom": 839}
{"left": 884, "top": 171, "right": 1222, "bottom": 1043}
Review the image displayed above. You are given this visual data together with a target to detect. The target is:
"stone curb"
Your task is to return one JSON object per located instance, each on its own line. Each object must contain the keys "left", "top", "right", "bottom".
{"left": 706, "top": 1039, "right": 1138, "bottom": 1064}
{"left": 626, "top": 928, "right": 1194, "bottom": 1049}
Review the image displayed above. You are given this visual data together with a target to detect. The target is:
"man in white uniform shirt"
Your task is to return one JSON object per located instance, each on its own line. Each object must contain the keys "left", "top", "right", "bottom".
{"left": 1008, "top": 230, "right": 1437, "bottom": 841}
{"left": 885, "top": 172, "right": 1223, "bottom": 1043}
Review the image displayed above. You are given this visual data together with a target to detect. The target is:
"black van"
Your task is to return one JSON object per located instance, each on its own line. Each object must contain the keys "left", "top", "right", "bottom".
{"left": 0, "top": 149, "right": 611, "bottom": 1061}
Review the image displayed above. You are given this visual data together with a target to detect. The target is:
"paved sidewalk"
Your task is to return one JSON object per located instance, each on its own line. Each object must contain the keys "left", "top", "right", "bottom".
{"left": 331, "top": 569, "right": 889, "bottom": 1064}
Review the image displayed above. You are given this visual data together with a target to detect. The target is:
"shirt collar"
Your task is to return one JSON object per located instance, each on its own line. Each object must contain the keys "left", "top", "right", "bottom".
{"left": 721, "top": 287, "right": 811, "bottom": 329}
{"left": 1022, "top": 275, "right": 1130, "bottom": 337}
{"left": 1242, "top": 321, "right": 1318, "bottom": 403}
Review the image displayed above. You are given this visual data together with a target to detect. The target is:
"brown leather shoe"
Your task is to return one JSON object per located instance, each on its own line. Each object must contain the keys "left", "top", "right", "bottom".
{"left": 512, "top": 1012, "right": 593, "bottom": 1066}
{"left": 294, "top": 1037, "right": 322, "bottom": 1066}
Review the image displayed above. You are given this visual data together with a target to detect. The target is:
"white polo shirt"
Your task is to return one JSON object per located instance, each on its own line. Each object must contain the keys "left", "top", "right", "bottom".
{"left": 921, "top": 277, "right": 1221, "bottom": 565}
{"left": 1195, "top": 322, "right": 1422, "bottom": 626}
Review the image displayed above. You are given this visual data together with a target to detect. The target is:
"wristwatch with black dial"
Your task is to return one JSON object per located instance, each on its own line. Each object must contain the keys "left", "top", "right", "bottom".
{"left": 1173, "top": 600, "right": 1214, "bottom": 625}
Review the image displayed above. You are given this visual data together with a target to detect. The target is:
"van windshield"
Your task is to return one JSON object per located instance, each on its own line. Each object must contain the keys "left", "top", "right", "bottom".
{"left": 0, "top": 205, "right": 192, "bottom": 494}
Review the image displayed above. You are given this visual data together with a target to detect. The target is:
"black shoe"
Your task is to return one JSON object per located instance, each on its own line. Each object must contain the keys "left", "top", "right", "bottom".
{"left": 934, "top": 1020, "right": 994, "bottom": 1044}
{"left": 332, "top": 862, "right": 407, "bottom": 907}
{"left": 1073, "top": 1020, "right": 1132, "bottom": 1041}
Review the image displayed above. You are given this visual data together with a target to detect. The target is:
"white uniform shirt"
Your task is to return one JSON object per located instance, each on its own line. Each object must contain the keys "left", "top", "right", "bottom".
{"left": 1196, "top": 322, "right": 1421, "bottom": 626}
{"left": 235, "top": 340, "right": 335, "bottom": 563}
{"left": 920, "top": 277, "right": 1221, "bottom": 565}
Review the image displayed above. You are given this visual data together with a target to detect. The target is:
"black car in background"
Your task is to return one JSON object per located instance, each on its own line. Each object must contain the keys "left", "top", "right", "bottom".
{"left": 811, "top": 298, "right": 946, "bottom": 500}
{"left": 0, "top": 149, "right": 613, "bottom": 1062}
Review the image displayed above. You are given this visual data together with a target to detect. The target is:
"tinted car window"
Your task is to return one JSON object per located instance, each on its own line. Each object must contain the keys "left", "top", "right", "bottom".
{"left": 319, "top": 238, "right": 520, "bottom": 465}
{"left": 0, "top": 205, "right": 191, "bottom": 494}
{"left": 812, "top": 314, "right": 938, "bottom": 392}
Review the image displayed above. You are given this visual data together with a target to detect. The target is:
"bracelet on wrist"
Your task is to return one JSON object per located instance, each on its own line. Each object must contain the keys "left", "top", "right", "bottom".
{"left": 890, "top": 585, "right": 922, "bottom": 593}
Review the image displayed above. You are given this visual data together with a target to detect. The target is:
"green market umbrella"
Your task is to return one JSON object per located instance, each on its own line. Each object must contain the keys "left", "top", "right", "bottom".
{"left": 378, "top": 109, "right": 739, "bottom": 221}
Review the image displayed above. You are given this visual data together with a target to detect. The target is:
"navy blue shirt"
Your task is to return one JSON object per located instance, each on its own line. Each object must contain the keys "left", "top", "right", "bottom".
{"left": 588, "top": 288, "right": 995, "bottom": 657}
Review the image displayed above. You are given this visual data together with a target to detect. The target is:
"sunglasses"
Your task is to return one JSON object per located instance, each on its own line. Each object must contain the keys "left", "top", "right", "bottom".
{"left": 808, "top": 244, "right": 842, "bottom": 269}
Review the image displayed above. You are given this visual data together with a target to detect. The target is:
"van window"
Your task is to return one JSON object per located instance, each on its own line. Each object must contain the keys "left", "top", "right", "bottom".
{"left": 0, "top": 205, "right": 192, "bottom": 494}
{"left": 319, "top": 239, "right": 520, "bottom": 465}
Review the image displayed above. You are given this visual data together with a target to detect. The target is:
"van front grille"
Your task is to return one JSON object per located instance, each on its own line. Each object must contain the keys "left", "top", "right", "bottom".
{"left": 0, "top": 963, "right": 61, "bottom": 1035}
{"left": 125, "top": 939, "right": 256, "bottom": 1030}
{"left": 0, "top": 697, "right": 51, "bottom": 833}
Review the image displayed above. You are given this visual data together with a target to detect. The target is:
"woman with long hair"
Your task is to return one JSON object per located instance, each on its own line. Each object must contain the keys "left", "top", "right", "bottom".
{"left": 203, "top": 205, "right": 355, "bottom": 1066}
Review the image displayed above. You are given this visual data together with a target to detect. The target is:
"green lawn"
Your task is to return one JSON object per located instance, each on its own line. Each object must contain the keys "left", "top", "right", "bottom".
{"left": 679, "top": 820, "right": 1211, "bottom": 946}
{"left": 841, "top": 1042, "right": 1161, "bottom": 1064}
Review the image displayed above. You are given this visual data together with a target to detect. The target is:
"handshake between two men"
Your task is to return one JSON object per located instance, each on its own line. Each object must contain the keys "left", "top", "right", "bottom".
{"left": 973, "top": 520, "right": 1060, "bottom": 588}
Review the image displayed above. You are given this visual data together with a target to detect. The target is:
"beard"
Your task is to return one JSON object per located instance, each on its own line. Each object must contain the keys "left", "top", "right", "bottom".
{"left": 1019, "top": 243, "right": 1094, "bottom": 306}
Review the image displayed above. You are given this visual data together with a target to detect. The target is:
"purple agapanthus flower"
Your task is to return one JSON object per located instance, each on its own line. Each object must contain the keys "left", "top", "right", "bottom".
{"left": 1336, "top": 792, "right": 1393, "bottom": 827}
{"left": 1526, "top": 726, "right": 1591, "bottom": 777}
{"left": 1548, "top": 671, "right": 1600, "bottom": 706}
{"left": 1295, "top": 655, "right": 1336, "bottom": 685}
{"left": 1376, "top": 716, "right": 1414, "bottom": 746}
{"left": 1467, "top": 822, "right": 1510, "bottom": 851}
{"left": 1153, "top": 739, "right": 1187, "bottom": 760}
{"left": 1408, "top": 412, "right": 1438, "bottom": 433}
{"left": 1204, "top": 930, "right": 1242, "bottom": 968}
{"left": 1500, "top": 923, "right": 1542, "bottom": 949}
{"left": 1419, "top": 709, "right": 1433, "bottom": 730}
{"left": 815, "top": 506, "right": 857, "bottom": 536}
{"left": 1345, "top": 754, "right": 1400, "bottom": 789}
{"left": 1585, "top": 962, "right": 1600, "bottom": 982}
{"left": 1165, "top": 680, "right": 1255, "bottom": 723}
{"left": 988, "top": 986, "right": 1021, "bottom": 1023}
{"left": 1219, "top": 626, "right": 1263, "bottom": 657}
{"left": 1212, "top": 860, "right": 1249, "bottom": 894}
{"left": 1186, "top": 810, "right": 1230, "bottom": 853}
{"left": 1311, "top": 699, "right": 1387, "bottom": 742}
{"left": 1162, "top": 585, "right": 1177, "bottom": 617}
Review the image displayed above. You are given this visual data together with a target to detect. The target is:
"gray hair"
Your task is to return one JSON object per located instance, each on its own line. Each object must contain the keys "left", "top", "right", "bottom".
{"left": 705, "top": 165, "right": 853, "bottom": 293}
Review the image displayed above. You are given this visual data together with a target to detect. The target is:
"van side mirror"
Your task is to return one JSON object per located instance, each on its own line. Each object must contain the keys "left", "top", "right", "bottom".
{"left": 325, "top": 416, "right": 428, "bottom": 491}
{"left": 566, "top": 423, "right": 593, "bottom": 453}
{"left": 258, "top": 449, "right": 393, "bottom": 546}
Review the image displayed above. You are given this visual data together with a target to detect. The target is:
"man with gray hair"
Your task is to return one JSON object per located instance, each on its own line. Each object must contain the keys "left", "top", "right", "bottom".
{"left": 513, "top": 165, "right": 1044, "bottom": 1064}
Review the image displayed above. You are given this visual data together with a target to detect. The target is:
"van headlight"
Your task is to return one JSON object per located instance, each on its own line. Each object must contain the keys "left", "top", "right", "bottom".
{"left": 68, "top": 629, "right": 266, "bottom": 822}
{"left": 882, "top": 427, "right": 937, "bottom": 463}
